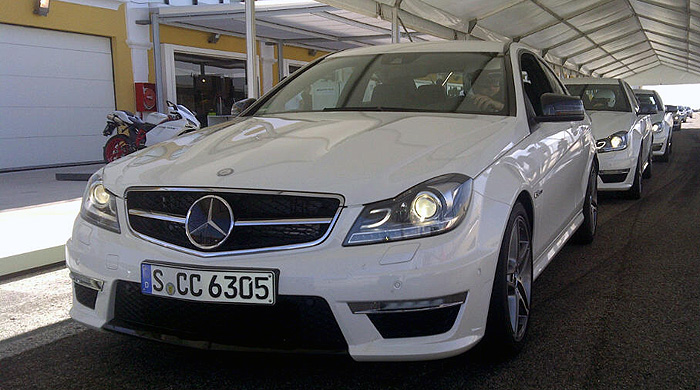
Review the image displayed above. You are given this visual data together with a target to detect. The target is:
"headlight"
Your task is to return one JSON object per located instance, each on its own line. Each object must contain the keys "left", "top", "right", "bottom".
{"left": 597, "top": 131, "right": 629, "bottom": 153}
{"left": 343, "top": 174, "right": 472, "bottom": 246}
{"left": 652, "top": 122, "right": 662, "bottom": 133}
{"left": 80, "top": 171, "right": 121, "bottom": 233}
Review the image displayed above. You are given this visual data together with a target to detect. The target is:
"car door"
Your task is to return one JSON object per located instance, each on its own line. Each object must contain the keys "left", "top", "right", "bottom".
{"left": 518, "top": 52, "right": 587, "bottom": 267}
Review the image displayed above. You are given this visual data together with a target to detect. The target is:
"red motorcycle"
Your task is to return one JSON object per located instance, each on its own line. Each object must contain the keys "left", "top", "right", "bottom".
{"left": 102, "top": 101, "right": 200, "bottom": 162}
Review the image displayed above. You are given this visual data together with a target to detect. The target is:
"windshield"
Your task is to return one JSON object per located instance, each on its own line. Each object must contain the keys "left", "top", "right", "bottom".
{"left": 253, "top": 52, "right": 509, "bottom": 116}
{"left": 566, "top": 84, "right": 631, "bottom": 112}
{"left": 635, "top": 93, "right": 662, "bottom": 111}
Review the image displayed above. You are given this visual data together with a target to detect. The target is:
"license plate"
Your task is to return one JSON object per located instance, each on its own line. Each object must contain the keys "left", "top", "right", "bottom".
{"left": 140, "top": 263, "right": 276, "bottom": 305}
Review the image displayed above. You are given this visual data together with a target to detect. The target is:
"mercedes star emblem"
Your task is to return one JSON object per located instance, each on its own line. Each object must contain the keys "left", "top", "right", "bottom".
{"left": 185, "top": 195, "right": 234, "bottom": 249}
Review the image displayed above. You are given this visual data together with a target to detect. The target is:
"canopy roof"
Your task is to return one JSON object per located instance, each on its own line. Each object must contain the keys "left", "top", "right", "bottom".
{"left": 156, "top": 0, "right": 443, "bottom": 52}
{"left": 154, "top": 0, "right": 700, "bottom": 85}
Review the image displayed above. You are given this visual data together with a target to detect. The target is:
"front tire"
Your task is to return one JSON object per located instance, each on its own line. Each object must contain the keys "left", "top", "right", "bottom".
{"left": 643, "top": 149, "right": 652, "bottom": 179}
{"left": 659, "top": 137, "right": 671, "bottom": 162}
{"left": 484, "top": 203, "right": 533, "bottom": 354}
{"left": 573, "top": 162, "right": 598, "bottom": 244}
{"left": 627, "top": 151, "right": 643, "bottom": 199}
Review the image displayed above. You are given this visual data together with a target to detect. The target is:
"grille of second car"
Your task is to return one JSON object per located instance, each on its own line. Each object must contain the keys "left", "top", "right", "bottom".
{"left": 126, "top": 189, "right": 342, "bottom": 254}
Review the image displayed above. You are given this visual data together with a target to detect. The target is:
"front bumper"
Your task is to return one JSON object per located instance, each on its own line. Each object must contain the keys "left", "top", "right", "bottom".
{"left": 66, "top": 191, "right": 509, "bottom": 361}
{"left": 596, "top": 147, "right": 637, "bottom": 191}
{"left": 652, "top": 132, "right": 669, "bottom": 156}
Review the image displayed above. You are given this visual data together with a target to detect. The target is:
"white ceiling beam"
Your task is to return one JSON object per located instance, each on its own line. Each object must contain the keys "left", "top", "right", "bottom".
{"left": 621, "top": 0, "right": 661, "bottom": 78}
{"left": 158, "top": 5, "right": 337, "bottom": 23}
{"left": 600, "top": 53, "right": 657, "bottom": 76}
{"left": 656, "top": 55, "right": 700, "bottom": 73}
{"left": 658, "top": 61, "right": 700, "bottom": 77}
{"left": 655, "top": 52, "right": 700, "bottom": 69}
{"left": 527, "top": 0, "right": 636, "bottom": 74}
{"left": 563, "top": 30, "right": 643, "bottom": 60}
{"left": 575, "top": 41, "right": 651, "bottom": 68}
{"left": 607, "top": 59, "right": 660, "bottom": 78}
{"left": 314, "top": 10, "right": 428, "bottom": 41}
{"left": 637, "top": 14, "right": 700, "bottom": 37}
{"left": 589, "top": 49, "right": 656, "bottom": 71}
{"left": 516, "top": 0, "right": 617, "bottom": 39}
{"left": 644, "top": 29, "right": 700, "bottom": 48}
{"left": 165, "top": 21, "right": 342, "bottom": 52}
{"left": 633, "top": 0, "right": 700, "bottom": 19}
{"left": 686, "top": 0, "right": 691, "bottom": 74}
{"left": 542, "top": 14, "right": 635, "bottom": 52}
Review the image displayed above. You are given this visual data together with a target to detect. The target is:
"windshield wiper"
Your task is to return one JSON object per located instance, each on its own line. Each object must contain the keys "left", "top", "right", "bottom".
{"left": 323, "top": 106, "right": 426, "bottom": 112}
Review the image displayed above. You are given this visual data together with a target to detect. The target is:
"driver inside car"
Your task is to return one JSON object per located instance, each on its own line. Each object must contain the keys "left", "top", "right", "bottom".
{"left": 464, "top": 70, "right": 505, "bottom": 112}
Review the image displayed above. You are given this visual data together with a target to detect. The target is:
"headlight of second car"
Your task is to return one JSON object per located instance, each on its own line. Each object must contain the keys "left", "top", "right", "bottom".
{"left": 652, "top": 122, "right": 663, "bottom": 133}
{"left": 344, "top": 174, "right": 472, "bottom": 246}
{"left": 80, "top": 171, "right": 121, "bottom": 233}
{"left": 597, "top": 131, "right": 629, "bottom": 153}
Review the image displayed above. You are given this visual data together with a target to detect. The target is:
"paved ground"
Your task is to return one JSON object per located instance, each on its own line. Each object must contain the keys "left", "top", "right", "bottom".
{"left": 0, "top": 164, "right": 103, "bottom": 277}
{"left": 1, "top": 123, "right": 699, "bottom": 389}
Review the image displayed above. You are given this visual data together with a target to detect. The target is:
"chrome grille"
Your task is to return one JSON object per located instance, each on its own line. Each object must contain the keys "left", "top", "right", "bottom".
{"left": 126, "top": 188, "right": 343, "bottom": 256}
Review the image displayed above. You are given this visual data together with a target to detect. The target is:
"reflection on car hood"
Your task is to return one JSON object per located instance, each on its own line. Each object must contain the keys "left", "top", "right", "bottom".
{"left": 103, "top": 112, "right": 520, "bottom": 205}
{"left": 587, "top": 111, "right": 637, "bottom": 139}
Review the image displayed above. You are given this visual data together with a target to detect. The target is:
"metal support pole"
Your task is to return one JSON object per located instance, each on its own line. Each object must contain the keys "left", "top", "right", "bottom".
{"left": 151, "top": 12, "right": 165, "bottom": 113}
{"left": 277, "top": 40, "right": 284, "bottom": 83}
{"left": 391, "top": 7, "right": 399, "bottom": 43}
{"left": 245, "top": 0, "right": 259, "bottom": 98}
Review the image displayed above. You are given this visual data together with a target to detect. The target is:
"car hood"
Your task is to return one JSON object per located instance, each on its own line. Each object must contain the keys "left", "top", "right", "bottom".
{"left": 103, "top": 112, "right": 520, "bottom": 206}
{"left": 587, "top": 111, "right": 637, "bottom": 139}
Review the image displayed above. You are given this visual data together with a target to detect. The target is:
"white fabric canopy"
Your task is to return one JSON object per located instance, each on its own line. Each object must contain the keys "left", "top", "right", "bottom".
{"left": 155, "top": 0, "right": 700, "bottom": 85}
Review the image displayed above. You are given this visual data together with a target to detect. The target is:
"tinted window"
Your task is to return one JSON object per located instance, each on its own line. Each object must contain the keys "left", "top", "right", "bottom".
{"left": 635, "top": 93, "right": 663, "bottom": 111}
{"left": 520, "top": 53, "right": 554, "bottom": 116}
{"left": 541, "top": 62, "right": 566, "bottom": 95}
{"left": 255, "top": 52, "right": 510, "bottom": 116}
{"left": 567, "top": 84, "right": 631, "bottom": 112}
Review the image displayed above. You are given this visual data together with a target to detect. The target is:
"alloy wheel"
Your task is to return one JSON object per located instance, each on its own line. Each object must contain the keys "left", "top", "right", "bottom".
{"left": 506, "top": 216, "right": 532, "bottom": 341}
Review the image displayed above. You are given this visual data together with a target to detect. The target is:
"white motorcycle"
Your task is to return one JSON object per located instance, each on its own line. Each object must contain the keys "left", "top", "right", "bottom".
{"left": 102, "top": 101, "right": 200, "bottom": 162}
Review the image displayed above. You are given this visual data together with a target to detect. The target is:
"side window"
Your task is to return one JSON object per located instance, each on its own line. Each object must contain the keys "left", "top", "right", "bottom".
{"left": 520, "top": 53, "right": 554, "bottom": 117}
{"left": 540, "top": 61, "right": 566, "bottom": 95}
{"left": 653, "top": 93, "right": 664, "bottom": 111}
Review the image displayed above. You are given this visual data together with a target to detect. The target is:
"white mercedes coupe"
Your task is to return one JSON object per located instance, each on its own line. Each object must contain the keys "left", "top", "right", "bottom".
{"left": 565, "top": 78, "right": 654, "bottom": 199}
{"left": 67, "top": 41, "right": 597, "bottom": 361}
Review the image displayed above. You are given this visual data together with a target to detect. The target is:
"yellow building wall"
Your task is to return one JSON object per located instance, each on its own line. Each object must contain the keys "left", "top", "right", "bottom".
{"left": 0, "top": 0, "right": 135, "bottom": 111}
{"left": 152, "top": 25, "right": 330, "bottom": 93}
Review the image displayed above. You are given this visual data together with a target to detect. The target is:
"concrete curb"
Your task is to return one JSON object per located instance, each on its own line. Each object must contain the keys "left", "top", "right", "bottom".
{"left": 0, "top": 246, "right": 65, "bottom": 279}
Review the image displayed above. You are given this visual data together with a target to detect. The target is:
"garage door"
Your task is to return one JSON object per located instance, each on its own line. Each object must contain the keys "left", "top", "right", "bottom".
{"left": 0, "top": 24, "right": 115, "bottom": 170}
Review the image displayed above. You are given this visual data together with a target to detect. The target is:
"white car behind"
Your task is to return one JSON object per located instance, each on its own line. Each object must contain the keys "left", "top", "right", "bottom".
{"left": 566, "top": 78, "right": 653, "bottom": 199}
{"left": 634, "top": 89, "right": 673, "bottom": 162}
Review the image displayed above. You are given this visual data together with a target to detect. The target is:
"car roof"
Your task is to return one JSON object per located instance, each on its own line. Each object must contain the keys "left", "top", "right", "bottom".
{"left": 329, "top": 41, "right": 507, "bottom": 58}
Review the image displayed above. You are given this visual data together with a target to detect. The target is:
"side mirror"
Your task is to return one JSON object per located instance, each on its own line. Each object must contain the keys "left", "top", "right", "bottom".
{"left": 638, "top": 103, "right": 657, "bottom": 115}
{"left": 231, "top": 98, "right": 257, "bottom": 116}
{"left": 536, "top": 93, "right": 585, "bottom": 122}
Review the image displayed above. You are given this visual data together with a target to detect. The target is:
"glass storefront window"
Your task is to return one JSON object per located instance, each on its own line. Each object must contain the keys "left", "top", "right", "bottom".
{"left": 174, "top": 53, "right": 247, "bottom": 125}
